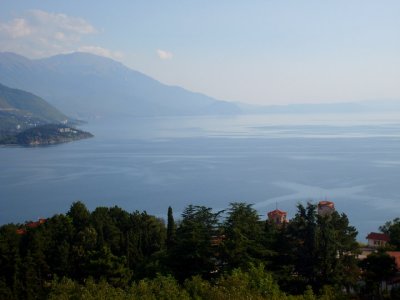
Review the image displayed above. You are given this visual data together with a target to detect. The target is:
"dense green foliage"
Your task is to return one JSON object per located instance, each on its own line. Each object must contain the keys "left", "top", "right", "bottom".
{"left": 380, "top": 218, "right": 400, "bottom": 250}
{"left": 0, "top": 124, "right": 93, "bottom": 145}
{"left": 47, "top": 265, "right": 340, "bottom": 300}
{"left": 0, "top": 201, "right": 395, "bottom": 299}
{"left": 281, "top": 203, "right": 360, "bottom": 293}
{"left": 359, "top": 250, "right": 397, "bottom": 298}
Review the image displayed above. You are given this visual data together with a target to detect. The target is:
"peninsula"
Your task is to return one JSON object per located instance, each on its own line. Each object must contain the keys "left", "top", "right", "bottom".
{"left": 0, "top": 124, "right": 93, "bottom": 146}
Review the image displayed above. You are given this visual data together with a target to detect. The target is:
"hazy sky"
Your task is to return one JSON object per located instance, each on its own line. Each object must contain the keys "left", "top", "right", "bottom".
{"left": 1, "top": 1, "right": 400, "bottom": 105}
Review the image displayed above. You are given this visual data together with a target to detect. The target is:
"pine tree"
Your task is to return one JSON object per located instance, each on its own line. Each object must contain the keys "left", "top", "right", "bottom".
{"left": 221, "top": 202, "right": 270, "bottom": 271}
{"left": 284, "top": 203, "right": 359, "bottom": 293}
{"left": 169, "top": 205, "right": 221, "bottom": 280}
{"left": 166, "top": 206, "right": 176, "bottom": 249}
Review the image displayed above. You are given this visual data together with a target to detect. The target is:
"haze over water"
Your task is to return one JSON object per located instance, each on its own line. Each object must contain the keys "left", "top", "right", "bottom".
{"left": 2, "top": 113, "right": 400, "bottom": 240}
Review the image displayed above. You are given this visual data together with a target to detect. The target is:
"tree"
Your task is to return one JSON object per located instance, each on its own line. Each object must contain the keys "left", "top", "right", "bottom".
{"left": 316, "top": 212, "right": 359, "bottom": 290}
{"left": 91, "top": 207, "right": 122, "bottom": 254}
{"left": 380, "top": 218, "right": 400, "bottom": 249}
{"left": 264, "top": 215, "right": 293, "bottom": 291}
{"left": 67, "top": 201, "right": 90, "bottom": 231}
{"left": 127, "top": 211, "right": 166, "bottom": 279}
{"left": 0, "top": 225, "right": 22, "bottom": 298}
{"left": 360, "top": 251, "right": 397, "bottom": 298}
{"left": 166, "top": 206, "right": 176, "bottom": 249}
{"left": 87, "top": 246, "right": 132, "bottom": 287}
{"left": 221, "top": 202, "right": 270, "bottom": 271}
{"left": 285, "top": 203, "right": 359, "bottom": 293}
{"left": 286, "top": 203, "right": 318, "bottom": 289}
{"left": 70, "top": 226, "right": 98, "bottom": 281}
{"left": 21, "top": 251, "right": 43, "bottom": 299}
{"left": 44, "top": 214, "right": 74, "bottom": 278}
{"left": 169, "top": 205, "right": 221, "bottom": 280}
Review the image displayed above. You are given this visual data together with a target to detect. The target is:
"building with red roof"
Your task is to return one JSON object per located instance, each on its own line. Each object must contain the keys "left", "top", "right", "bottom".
{"left": 16, "top": 218, "right": 47, "bottom": 235}
{"left": 317, "top": 201, "right": 335, "bottom": 216}
{"left": 267, "top": 209, "right": 287, "bottom": 225}
{"left": 366, "top": 232, "right": 390, "bottom": 248}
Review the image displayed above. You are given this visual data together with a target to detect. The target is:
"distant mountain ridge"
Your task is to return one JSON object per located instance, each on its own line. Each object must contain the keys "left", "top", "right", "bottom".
{"left": 2, "top": 52, "right": 399, "bottom": 118}
{"left": 0, "top": 52, "right": 241, "bottom": 118}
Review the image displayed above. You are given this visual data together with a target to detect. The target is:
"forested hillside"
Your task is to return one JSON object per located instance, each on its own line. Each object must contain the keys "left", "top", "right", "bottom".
{"left": 0, "top": 82, "right": 68, "bottom": 135}
{"left": 0, "top": 202, "right": 399, "bottom": 299}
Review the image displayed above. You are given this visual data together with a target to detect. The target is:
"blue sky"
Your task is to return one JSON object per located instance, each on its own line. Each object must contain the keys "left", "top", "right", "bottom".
{"left": 1, "top": 1, "right": 400, "bottom": 105}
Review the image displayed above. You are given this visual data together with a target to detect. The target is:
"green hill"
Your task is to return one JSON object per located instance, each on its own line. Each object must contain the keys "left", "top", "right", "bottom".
{"left": 0, "top": 82, "right": 69, "bottom": 137}
{"left": 0, "top": 82, "right": 67, "bottom": 122}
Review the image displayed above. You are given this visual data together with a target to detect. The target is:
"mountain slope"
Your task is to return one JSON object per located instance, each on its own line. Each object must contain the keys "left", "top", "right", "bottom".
{"left": 0, "top": 82, "right": 69, "bottom": 134}
{"left": 0, "top": 82, "right": 68, "bottom": 122}
{"left": 0, "top": 52, "right": 241, "bottom": 118}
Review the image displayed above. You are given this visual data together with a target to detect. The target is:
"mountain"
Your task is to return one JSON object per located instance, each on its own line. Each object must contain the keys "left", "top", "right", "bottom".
{"left": 0, "top": 52, "right": 241, "bottom": 118}
{"left": 0, "top": 82, "right": 68, "bottom": 135}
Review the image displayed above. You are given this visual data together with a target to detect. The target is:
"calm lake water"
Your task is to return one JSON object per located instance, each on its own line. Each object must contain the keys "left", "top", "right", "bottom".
{"left": 2, "top": 113, "right": 400, "bottom": 240}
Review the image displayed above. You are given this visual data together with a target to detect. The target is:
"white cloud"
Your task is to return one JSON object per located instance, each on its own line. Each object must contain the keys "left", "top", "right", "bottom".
{"left": 78, "top": 46, "right": 124, "bottom": 60}
{"left": 157, "top": 49, "right": 173, "bottom": 60}
{"left": 0, "top": 18, "right": 32, "bottom": 38}
{"left": 0, "top": 9, "right": 122, "bottom": 60}
{"left": 28, "top": 9, "right": 96, "bottom": 35}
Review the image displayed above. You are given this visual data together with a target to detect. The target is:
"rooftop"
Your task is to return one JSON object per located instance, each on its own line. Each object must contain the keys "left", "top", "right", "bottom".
{"left": 16, "top": 218, "right": 47, "bottom": 234}
{"left": 318, "top": 201, "right": 334, "bottom": 208}
{"left": 268, "top": 209, "right": 287, "bottom": 216}
{"left": 366, "top": 232, "right": 390, "bottom": 242}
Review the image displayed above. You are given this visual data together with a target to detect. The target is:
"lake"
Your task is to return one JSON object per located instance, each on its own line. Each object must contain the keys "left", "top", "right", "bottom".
{"left": 1, "top": 113, "right": 400, "bottom": 240}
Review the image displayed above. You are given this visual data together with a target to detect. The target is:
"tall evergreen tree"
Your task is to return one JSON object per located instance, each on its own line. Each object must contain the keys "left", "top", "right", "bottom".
{"left": 286, "top": 203, "right": 359, "bottom": 293}
{"left": 286, "top": 203, "right": 318, "bottom": 289}
{"left": 166, "top": 206, "right": 176, "bottom": 249}
{"left": 169, "top": 205, "right": 221, "bottom": 281}
{"left": 127, "top": 211, "right": 166, "bottom": 279}
{"left": 221, "top": 202, "right": 270, "bottom": 271}
{"left": 67, "top": 201, "right": 90, "bottom": 231}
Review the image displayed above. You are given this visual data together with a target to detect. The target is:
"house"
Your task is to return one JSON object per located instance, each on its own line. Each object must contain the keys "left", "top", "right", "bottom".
{"left": 317, "top": 201, "right": 335, "bottom": 216}
{"left": 58, "top": 127, "right": 71, "bottom": 133}
{"left": 26, "top": 218, "right": 46, "bottom": 228}
{"left": 366, "top": 232, "right": 390, "bottom": 248}
{"left": 16, "top": 218, "right": 46, "bottom": 235}
{"left": 267, "top": 209, "right": 287, "bottom": 225}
